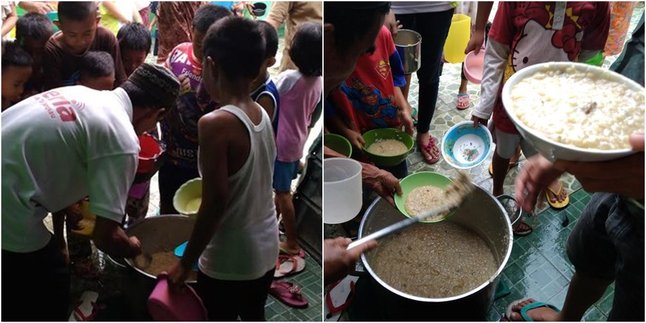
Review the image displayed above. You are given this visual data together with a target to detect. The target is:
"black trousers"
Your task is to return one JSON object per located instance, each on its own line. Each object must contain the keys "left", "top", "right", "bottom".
{"left": 396, "top": 9, "right": 454, "bottom": 134}
{"left": 196, "top": 268, "right": 275, "bottom": 321}
{"left": 2, "top": 236, "right": 71, "bottom": 321}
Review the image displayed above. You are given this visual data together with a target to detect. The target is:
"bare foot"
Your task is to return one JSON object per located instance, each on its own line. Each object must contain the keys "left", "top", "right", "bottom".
{"left": 547, "top": 181, "right": 568, "bottom": 203}
{"left": 417, "top": 132, "right": 440, "bottom": 164}
{"left": 279, "top": 240, "right": 302, "bottom": 255}
{"left": 508, "top": 299, "right": 561, "bottom": 321}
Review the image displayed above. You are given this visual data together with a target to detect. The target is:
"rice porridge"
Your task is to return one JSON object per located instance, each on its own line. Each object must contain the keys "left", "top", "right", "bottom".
{"left": 509, "top": 66, "right": 644, "bottom": 150}
{"left": 133, "top": 251, "right": 198, "bottom": 280}
{"left": 366, "top": 139, "right": 408, "bottom": 156}
{"left": 405, "top": 185, "right": 447, "bottom": 218}
{"left": 370, "top": 222, "right": 498, "bottom": 298}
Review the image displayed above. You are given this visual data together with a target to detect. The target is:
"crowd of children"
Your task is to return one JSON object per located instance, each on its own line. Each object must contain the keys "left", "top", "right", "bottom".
{"left": 2, "top": 1, "right": 322, "bottom": 321}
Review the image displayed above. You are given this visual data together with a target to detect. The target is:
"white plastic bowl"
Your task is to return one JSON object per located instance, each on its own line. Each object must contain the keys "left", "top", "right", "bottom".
{"left": 501, "top": 62, "right": 644, "bottom": 162}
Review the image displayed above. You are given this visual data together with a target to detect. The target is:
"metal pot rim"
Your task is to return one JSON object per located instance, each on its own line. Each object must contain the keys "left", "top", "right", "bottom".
{"left": 358, "top": 189, "right": 513, "bottom": 302}
{"left": 123, "top": 214, "right": 198, "bottom": 283}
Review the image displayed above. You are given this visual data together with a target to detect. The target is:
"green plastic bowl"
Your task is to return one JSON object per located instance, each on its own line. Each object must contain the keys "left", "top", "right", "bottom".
{"left": 394, "top": 171, "right": 454, "bottom": 223}
{"left": 362, "top": 128, "right": 414, "bottom": 167}
{"left": 324, "top": 133, "right": 352, "bottom": 157}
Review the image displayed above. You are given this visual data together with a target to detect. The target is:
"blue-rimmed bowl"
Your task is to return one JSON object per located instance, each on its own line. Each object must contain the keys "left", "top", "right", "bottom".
{"left": 441, "top": 121, "right": 493, "bottom": 169}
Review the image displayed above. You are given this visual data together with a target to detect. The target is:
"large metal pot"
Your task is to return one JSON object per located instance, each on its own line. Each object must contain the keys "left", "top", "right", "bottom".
{"left": 394, "top": 29, "right": 422, "bottom": 74}
{"left": 355, "top": 186, "right": 513, "bottom": 320}
{"left": 119, "top": 215, "right": 197, "bottom": 320}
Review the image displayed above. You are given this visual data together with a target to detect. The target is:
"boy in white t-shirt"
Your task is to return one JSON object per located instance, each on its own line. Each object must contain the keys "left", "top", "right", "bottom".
{"left": 1, "top": 63, "right": 180, "bottom": 321}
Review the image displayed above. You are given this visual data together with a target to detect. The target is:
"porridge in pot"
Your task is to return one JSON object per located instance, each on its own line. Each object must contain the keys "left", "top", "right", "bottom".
{"left": 366, "top": 139, "right": 408, "bottom": 156}
{"left": 509, "top": 66, "right": 645, "bottom": 150}
{"left": 133, "top": 251, "right": 198, "bottom": 281}
{"left": 370, "top": 222, "right": 498, "bottom": 298}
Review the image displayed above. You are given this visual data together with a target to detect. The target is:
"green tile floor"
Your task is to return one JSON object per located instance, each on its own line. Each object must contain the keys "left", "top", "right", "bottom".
{"left": 486, "top": 189, "right": 616, "bottom": 321}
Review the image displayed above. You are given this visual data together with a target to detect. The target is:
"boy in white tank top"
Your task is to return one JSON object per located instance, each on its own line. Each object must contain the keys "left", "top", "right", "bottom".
{"left": 166, "top": 16, "right": 278, "bottom": 321}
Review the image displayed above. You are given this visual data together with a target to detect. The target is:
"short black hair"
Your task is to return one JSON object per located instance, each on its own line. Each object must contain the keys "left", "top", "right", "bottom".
{"left": 58, "top": 2, "right": 98, "bottom": 22}
{"left": 117, "top": 23, "right": 151, "bottom": 53}
{"left": 324, "top": 2, "right": 390, "bottom": 55}
{"left": 203, "top": 16, "right": 265, "bottom": 81}
{"left": 192, "top": 4, "right": 232, "bottom": 34}
{"left": 290, "top": 22, "right": 322, "bottom": 77}
{"left": 2, "top": 41, "right": 33, "bottom": 71}
{"left": 15, "top": 13, "right": 54, "bottom": 43}
{"left": 257, "top": 20, "right": 278, "bottom": 58}
{"left": 80, "top": 51, "right": 114, "bottom": 78}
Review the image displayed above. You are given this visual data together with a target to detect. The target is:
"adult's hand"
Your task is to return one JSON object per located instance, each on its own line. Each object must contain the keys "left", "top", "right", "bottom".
{"left": 362, "top": 162, "right": 402, "bottom": 205}
{"left": 18, "top": 1, "right": 54, "bottom": 14}
{"left": 515, "top": 155, "right": 564, "bottom": 213}
{"left": 324, "top": 237, "right": 377, "bottom": 286}
{"left": 92, "top": 217, "right": 142, "bottom": 258}
{"left": 552, "top": 133, "right": 644, "bottom": 199}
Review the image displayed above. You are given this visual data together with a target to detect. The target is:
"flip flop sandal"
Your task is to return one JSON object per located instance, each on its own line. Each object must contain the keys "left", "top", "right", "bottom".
{"left": 274, "top": 254, "right": 306, "bottom": 278}
{"left": 456, "top": 93, "right": 470, "bottom": 110}
{"left": 512, "top": 220, "right": 533, "bottom": 237}
{"left": 269, "top": 281, "right": 309, "bottom": 308}
{"left": 419, "top": 136, "right": 441, "bottom": 164}
{"left": 325, "top": 277, "right": 357, "bottom": 319}
{"left": 505, "top": 298, "right": 560, "bottom": 321}
{"left": 69, "top": 291, "right": 100, "bottom": 321}
{"left": 545, "top": 182, "right": 569, "bottom": 209}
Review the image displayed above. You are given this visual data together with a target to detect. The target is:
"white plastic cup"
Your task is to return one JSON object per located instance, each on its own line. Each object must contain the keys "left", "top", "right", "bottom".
{"left": 324, "top": 158, "right": 362, "bottom": 224}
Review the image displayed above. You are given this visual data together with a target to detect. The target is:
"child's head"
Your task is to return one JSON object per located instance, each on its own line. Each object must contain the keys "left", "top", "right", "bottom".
{"left": 202, "top": 16, "right": 265, "bottom": 100}
{"left": 117, "top": 23, "right": 151, "bottom": 76}
{"left": 324, "top": 2, "right": 390, "bottom": 93}
{"left": 78, "top": 51, "right": 115, "bottom": 90}
{"left": 191, "top": 4, "right": 232, "bottom": 63}
{"left": 2, "top": 41, "right": 33, "bottom": 108}
{"left": 257, "top": 20, "right": 278, "bottom": 70}
{"left": 15, "top": 13, "right": 55, "bottom": 63}
{"left": 290, "top": 22, "right": 322, "bottom": 77}
{"left": 55, "top": 2, "right": 100, "bottom": 55}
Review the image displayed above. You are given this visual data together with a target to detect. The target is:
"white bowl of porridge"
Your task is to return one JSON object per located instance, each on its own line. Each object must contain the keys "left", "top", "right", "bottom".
{"left": 502, "top": 62, "right": 645, "bottom": 162}
{"left": 362, "top": 128, "right": 414, "bottom": 167}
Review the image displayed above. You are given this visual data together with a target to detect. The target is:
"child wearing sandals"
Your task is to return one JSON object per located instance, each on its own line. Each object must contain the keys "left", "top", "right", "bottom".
{"left": 470, "top": 2, "right": 610, "bottom": 235}
{"left": 273, "top": 22, "right": 322, "bottom": 256}
{"left": 167, "top": 16, "right": 278, "bottom": 321}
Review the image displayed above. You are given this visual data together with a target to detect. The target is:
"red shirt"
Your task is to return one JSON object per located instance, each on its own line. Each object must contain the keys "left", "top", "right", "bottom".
{"left": 329, "top": 26, "right": 405, "bottom": 133}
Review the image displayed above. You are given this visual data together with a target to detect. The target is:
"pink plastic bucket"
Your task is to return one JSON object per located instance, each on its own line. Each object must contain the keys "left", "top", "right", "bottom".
{"left": 147, "top": 273, "right": 207, "bottom": 321}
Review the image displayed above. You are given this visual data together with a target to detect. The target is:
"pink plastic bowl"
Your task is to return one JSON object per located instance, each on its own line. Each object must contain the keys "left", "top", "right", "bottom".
{"left": 148, "top": 273, "right": 207, "bottom": 321}
{"left": 463, "top": 49, "right": 485, "bottom": 84}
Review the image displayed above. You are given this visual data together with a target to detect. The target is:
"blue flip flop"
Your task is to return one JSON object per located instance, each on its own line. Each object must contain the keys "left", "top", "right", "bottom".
{"left": 506, "top": 298, "right": 561, "bottom": 321}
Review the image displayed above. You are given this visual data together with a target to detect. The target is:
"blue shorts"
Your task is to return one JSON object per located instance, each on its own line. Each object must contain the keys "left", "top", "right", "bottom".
{"left": 273, "top": 160, "right": 299, "bottom": 192}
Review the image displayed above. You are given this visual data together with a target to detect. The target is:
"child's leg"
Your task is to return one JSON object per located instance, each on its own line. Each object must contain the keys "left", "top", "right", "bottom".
{"left": 238, "top": 269, "right": 275, "bottom": 321}
{"left": 276, "top": 191, "right": 299, "bottom": 253}
{"left": 459, "top": 62, "right": 468, "bottom": 94}
{"left": 273, "top": 160, "right": 301, "bottom": 254}
{"left": 195, "top": 271, "right": 239, "bottom": 321}
{"left": 492, "top": 129, "right": 522, "bottom": 196}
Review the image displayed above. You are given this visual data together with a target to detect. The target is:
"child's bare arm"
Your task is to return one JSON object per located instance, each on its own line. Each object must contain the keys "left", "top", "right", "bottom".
{"left": 256, "top": 94, "right": 276, "bottom": 122}
{"left": 1, "top": 4, "right": 17, "bottom": 38}
{"left": 328, "top": 113, "right": 364, "bottom": 149}
{"left": 177, "top": 112, "right": 231, "bottom": 271}
{"left": 393, "top": 86, "right": 414, "bottom": 135}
